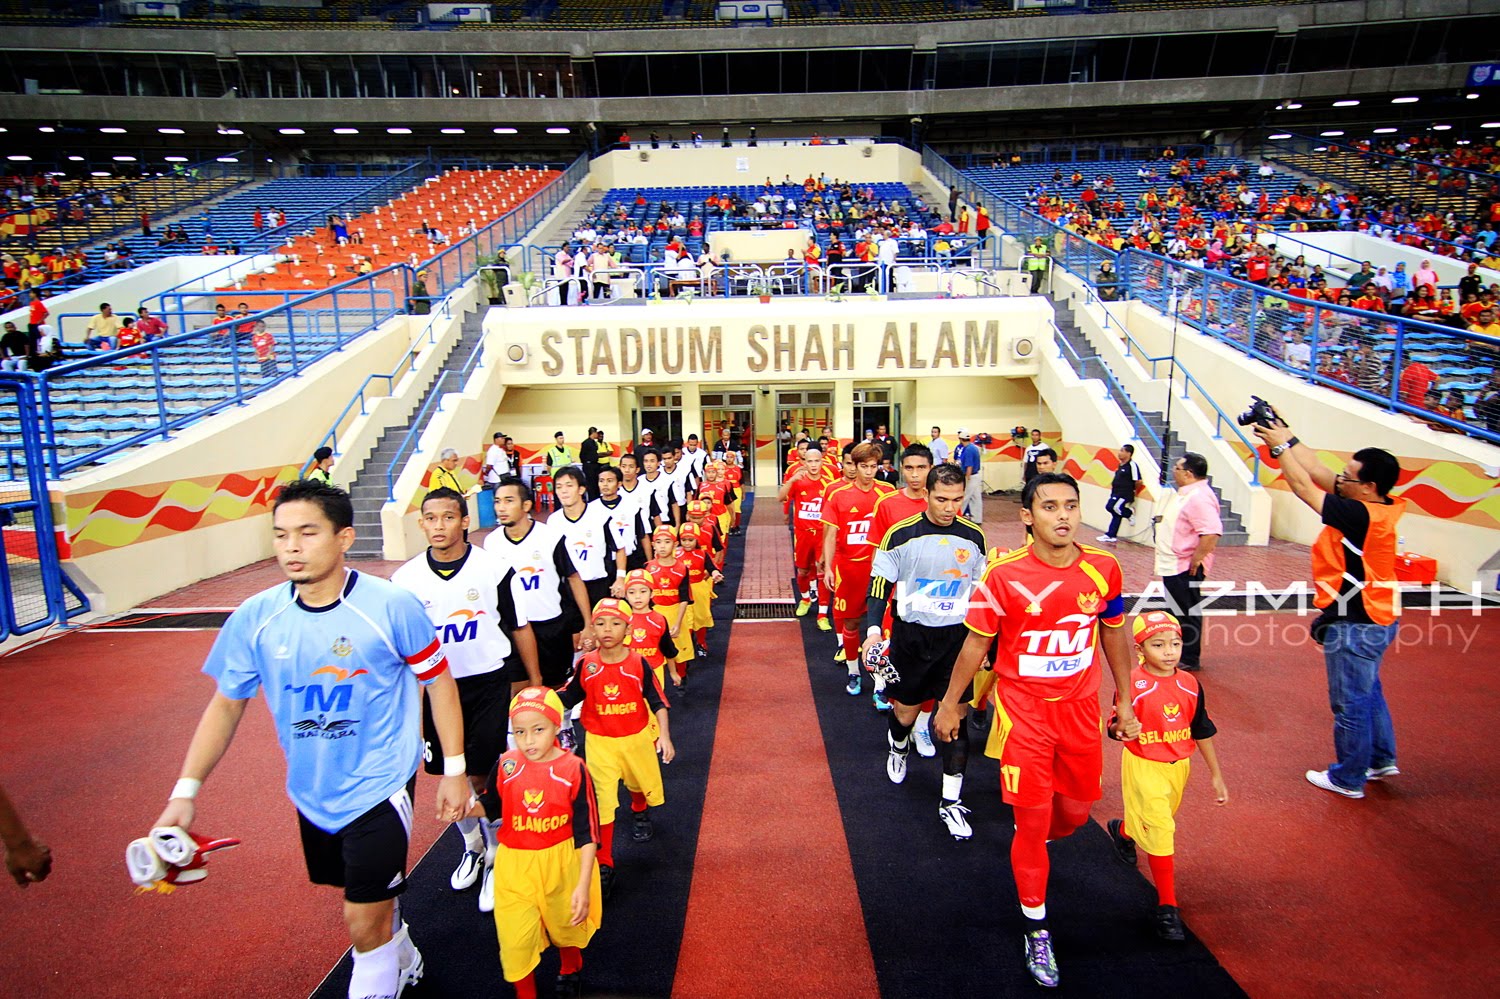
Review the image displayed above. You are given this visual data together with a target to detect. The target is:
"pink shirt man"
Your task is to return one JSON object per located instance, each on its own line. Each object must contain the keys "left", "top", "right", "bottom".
{"left": 1154, "top": 478, "right": 1223, "bottom": 577}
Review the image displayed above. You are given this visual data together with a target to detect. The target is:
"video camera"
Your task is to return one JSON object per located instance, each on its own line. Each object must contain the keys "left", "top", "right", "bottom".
{"left": 1236, "top": 396, "right": 1282, "bottom": 430}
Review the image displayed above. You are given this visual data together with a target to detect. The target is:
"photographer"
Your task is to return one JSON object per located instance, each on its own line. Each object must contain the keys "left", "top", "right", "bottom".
{"left": 1252, "top": 415, "right": 1405, "bottom": 801}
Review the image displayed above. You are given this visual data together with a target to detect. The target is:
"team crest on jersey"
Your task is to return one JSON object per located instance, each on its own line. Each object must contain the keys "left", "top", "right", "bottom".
{"left": 955, "top": 547, "right": 970, "bottom": 565}
{"left": 1162, "top": 703, "right": 1182, "bottom": 722}
{"left": 1025, "top": 603, "right": 1042, "bottom": 615}
{"left": 603, "top": 683, "right": 621, "bottom": 699}
{"left": 501, "top": 758, "right": 518, "bottom": 777}
{"left": 586, "top": 660, "right": 602, "bottom": 676}
{"left": 466, "top": 588, "right": 480, "bottom": 601}
{"left": 522, "top": 788, "right": 546, "bottom": 813}
{"left": 1076, "top": 591, "right": 1102, "bottom": 615}
{"left": 1135, "top": 679, "right": 1150, "bottom": 689}
{"left": 632, "top": 628, "right": 647, "bottom": 642}
{"left": 331, "top": 636, "right": 353, "bottom": 657}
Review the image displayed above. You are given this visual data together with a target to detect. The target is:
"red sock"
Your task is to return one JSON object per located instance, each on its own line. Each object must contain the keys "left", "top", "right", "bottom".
{"left": 629, "top": 791, "right": 649, "bottom": 812}
{"left": 796, "top": 568, "right": 814, "bottom": 597}
{"left": 514, "top": 972, "right": 537, "bottom": 999}
{"left": 598, "top": 822, "right": 615, "bottom": 868}
{"left": 1147, "top": 852, "right": 1177, "bottom": 906}
{"left": 694, "top": 628, "right": 707, "bottom": 646}
{"left": 840, "top": 623, "right": 860, "bottom": 661}
{"left": 1011, "top": 803, "right": 1051, "bottom": 910}
{"left": 1047, "top": 794, "right": 1092, "bottom": 841}
{"left": 559, "top": 946, "right": 583, "bottom": 976}
{"left": 675, "top": 660, "right": 688, "bottom": 679}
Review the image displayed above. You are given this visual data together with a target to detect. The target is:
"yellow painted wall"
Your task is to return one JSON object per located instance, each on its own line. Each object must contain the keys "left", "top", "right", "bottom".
{"left": 588, "top": 143, "right": 920, "bottom": 191}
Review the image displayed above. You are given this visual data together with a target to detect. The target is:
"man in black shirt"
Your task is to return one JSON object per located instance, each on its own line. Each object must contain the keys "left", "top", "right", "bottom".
{"left": 580, "top": 426, "right": 603, "bottom": 500}
{"left": 1098, "top": 444, "right": 1141, "bottom": 543}
{"left": 0, "top": 321, "right": 31, "bottom": 372}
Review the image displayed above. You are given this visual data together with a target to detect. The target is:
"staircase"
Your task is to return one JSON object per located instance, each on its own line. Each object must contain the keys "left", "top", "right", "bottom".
{"left": 1051, "top": 302, "right": 1250, "bottom": 546}
{"left": 344, "top": 304, "right": 488, "bottom": 559}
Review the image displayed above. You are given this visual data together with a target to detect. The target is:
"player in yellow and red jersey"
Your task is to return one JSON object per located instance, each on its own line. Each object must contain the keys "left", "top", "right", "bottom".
{"left": 722, "top": 451, "right": 745, "bottom": 535}
{"left": 643, "top": 526, "right": 692, "bottom": 688}
{"left": 621, "top": 569, "right": 678, "bottom": 691}
{"left": 821, "top": 441, "right": 896, "bottom": 687}
{"left": 778, "top": 443, "right": 836, "bottom": 628}
{"left": 470, "top": 686, "right": 600, "bottom": 999}
{"left": 684, "top": 499, "right": 725, "bottom": 569}
{"left": 932, "top": 471, "right": 1140, "bottom": 990}
{"left": 1105, "top": 611, "right": 1227, "bottom": 944}
{"left": 557, "top": 599, "right": 673, "bottom": 902}
{"left": 678, "top": 524, "right": 723, "bottom": 660}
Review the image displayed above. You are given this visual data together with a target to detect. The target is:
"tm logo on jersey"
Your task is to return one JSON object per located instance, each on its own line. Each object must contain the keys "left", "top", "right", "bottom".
{"left": 284, "top": 666, "right": 365, "bottom": 734}
{"left": 440, "top": 607, "right": 485, "bottom": 643}
{"left": 517, "top": 566, "right": 545, "bottom": 591}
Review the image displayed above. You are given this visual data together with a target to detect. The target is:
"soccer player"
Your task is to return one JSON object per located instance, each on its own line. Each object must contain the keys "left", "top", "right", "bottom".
{"left": 553, "top": 467, "right": 625, "bottom": 610}
{"left": 391, "top": 486, "right": 540, "bottom": 913}
{"left": 468, "top": 686, "right": 600, "bottom": 999}
{"left": 557, "top": 599, "right": 674, "bottom": 900}
{"left": 933, "top": 471, "right": 1141, "bottom": 989}
{"left": 865, "top": 464, "right": 987, "bottom": 839}
{"left": 591, "top": 465, "right": 642, "bottom": 582}
{"left": 622, "top": 569, "right": 679, "bottom": 690}
{"left": 643, "top": 526, "right": 692, "bottom": 688}
{"left": 484, "top": 477, "right": 596, "bottom": 690}
{"left": 152, "top": 479, "right": 470, "bottom": 999}
{"left": 780, "top": 443, "right": 835, "bottom": 628}
{"left": 821, "top": 442, "right": 896, "bottom": 688}
{"left": 638, "top": 448, "right": 680, "bottom": 529}
{"left": 866, "top": 443, "right": 936, "bottom": 715}
{"left": 681, "top": 433, "right": 709, "bottom": 489}
{"left": 614, "top": 453, "right": 656, "bottom": 568}
{"left": 1022, "top": 450, "right": 1058, "bottom": 541}
{"left": 1105, "top": 611, "right": 1228, "bottom": 942}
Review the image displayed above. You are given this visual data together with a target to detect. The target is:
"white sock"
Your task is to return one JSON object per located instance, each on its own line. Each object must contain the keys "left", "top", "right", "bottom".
{"left": 481, "top": 818, "right": 498, "bottom": 865}
{"left": 916, "top": 709, "right": 932, "bottom": 734}
{"left": 349, "top": 934, "right": 401, "bottom": 999}
{"left": 1021, "top": 903, "right": 1047, "bottom": 921}
{"left": 457, "top": 817, "right": 481, "bottom": 853}
{"left": 847, "top": 662, "right": 860, "bottom": 677}
{"left": 942, "top": 773, "right": 964, "bottom": 804}
{"left": 872, "top": 672, "right": 887, "bottom": 693}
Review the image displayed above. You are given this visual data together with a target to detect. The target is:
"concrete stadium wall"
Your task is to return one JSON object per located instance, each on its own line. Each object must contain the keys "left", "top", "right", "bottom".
{"left": 54, "top": 311, "right": 426, "bottom": 611}
{"left": 587, "top": 143, "right": 921, "bottom": 191}
{"left": 1114, "top": 298, "right": 1500, "bottom": 594}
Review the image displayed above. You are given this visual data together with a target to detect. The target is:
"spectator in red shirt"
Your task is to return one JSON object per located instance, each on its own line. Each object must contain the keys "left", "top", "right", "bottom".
{"left": 252, "top": 327, "right": 279, "bottom": 378}
{"left": 1398, "top": 359, "right": 1436, "bottom": 408}
{"left": 135, "top": 306, "right": 168, "bottom": 341}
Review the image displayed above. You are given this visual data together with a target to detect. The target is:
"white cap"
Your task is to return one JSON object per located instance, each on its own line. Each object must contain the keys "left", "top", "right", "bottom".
{"left": 956, "top": 427, "right": 971, "bottom": 438}
{"left": 641, "top": 428, "right": 654, "bottom": 437}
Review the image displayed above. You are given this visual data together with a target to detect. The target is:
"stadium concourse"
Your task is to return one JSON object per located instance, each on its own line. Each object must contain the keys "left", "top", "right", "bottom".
{"left": 0, "top": 496, "right": 1494, "bottom": 999}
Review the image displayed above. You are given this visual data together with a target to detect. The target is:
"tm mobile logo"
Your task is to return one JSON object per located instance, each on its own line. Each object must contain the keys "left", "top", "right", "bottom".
{"left": 440, "top": 607, "right": 485, "bottom": 643}
{"left": 284, "top": 665, "right": 365, "bottom": 740}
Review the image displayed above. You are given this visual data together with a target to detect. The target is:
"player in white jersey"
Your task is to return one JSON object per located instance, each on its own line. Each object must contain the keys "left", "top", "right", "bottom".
{"left": 613, "top": 453, "right": 655, "bottom": 568}
{"left": 585, "top": 462, "right": 639, "bottom": 579}
{"left": 484, "top": 476, "right": 596, "bottom": 690}
{"left": 552, "top": 467, "right": 626, "bottom": 610}
{"left": 681, "top": 434, "right": 709, "bottom": 489}
{"left": 638, "top": 448, "right": 679, "bottom": 529}
{"left": 391, "top": 486, "right": 540, "bottom": 914}
{"left": 150, "top": 480, "right": 469, "bottom": 999}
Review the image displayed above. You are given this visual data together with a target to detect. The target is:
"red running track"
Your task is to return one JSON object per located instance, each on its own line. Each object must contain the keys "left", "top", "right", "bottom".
{"left": 0, "top": 629, "right": 446, "bottom": 999}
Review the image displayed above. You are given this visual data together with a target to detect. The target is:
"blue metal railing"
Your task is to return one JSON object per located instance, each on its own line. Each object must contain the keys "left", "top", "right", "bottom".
{"left": 1077, "top": 283, "right": 1262, "bottom": 485}
{"left": 1051, "top": 319, "right": 1165, "bottom": 458}
{"left": 0, "top": 375, "right": 90, "bottom": 638}
{"left": 1118, "top": 250, "right": 1500, "bottom": 447}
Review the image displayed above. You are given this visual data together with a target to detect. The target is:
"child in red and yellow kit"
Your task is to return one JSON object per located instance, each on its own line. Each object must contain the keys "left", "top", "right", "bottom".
{"left": 558, "top": 599, "right": 674, "bottom": 901}
{"left": 698, "top": 462, "right": 735, "bottom": 540}
{"left": 1106, "top": 611, "right": 1228, "bottom": 944}
{"left": 470, "top": 686, "right": 601, "bottom": 999}
{"left": 678, "top": 524, "right": 723, "bottom": 660}
{"left": 723, "top": 452, "right": 744, "bottom": 535}
{"left": 684, "top": 499, "right": 725, "bottom": 570}
{"left": 621, "top": 569, "right": 679, "bottom": 692}
{"left": 644, "top": 526, "right": 692, "bottom": 687}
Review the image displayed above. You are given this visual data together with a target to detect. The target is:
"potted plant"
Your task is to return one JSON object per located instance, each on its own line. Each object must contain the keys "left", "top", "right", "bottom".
{"left": 826, "top": 280, "right": 845, "bottom": 303}
{"left": 747, "top": 272, "right": 772, "bottom": 304}
{"left": 477, "top": 253, "right": 508, "bottom": 305}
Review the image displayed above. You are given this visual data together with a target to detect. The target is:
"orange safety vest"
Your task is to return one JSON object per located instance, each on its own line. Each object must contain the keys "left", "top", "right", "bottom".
{"left": 1310, "top": 497, "right": 1406, "bottom": 626}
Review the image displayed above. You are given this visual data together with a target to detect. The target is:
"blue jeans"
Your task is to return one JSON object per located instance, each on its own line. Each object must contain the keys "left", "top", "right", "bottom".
{"left": 1322, "top": 620, "right": 1399, "bottom": 790}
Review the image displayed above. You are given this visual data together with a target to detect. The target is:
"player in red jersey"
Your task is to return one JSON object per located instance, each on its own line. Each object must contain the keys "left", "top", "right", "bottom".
{"left": 867, "top": 442, "right": 938, "bottom": 728}
{"left": 933, "top": 471, "right": 1141, "bottom": 990}
{"left": 779, "top": 443, "right": 834, "bottom": 626}
{"left": 821, "top": 442, "right": 896, "bottom": 691}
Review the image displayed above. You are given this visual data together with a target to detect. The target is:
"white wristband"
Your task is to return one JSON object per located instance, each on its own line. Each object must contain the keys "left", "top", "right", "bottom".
{"left": 170, "top": 778, "right": 201, "bottom": 801}
{"left": 866, "top": 626, "right": 881, "bottom": 640}
{"left": 443, "top": 754, "right": 467, "bottom": 777}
